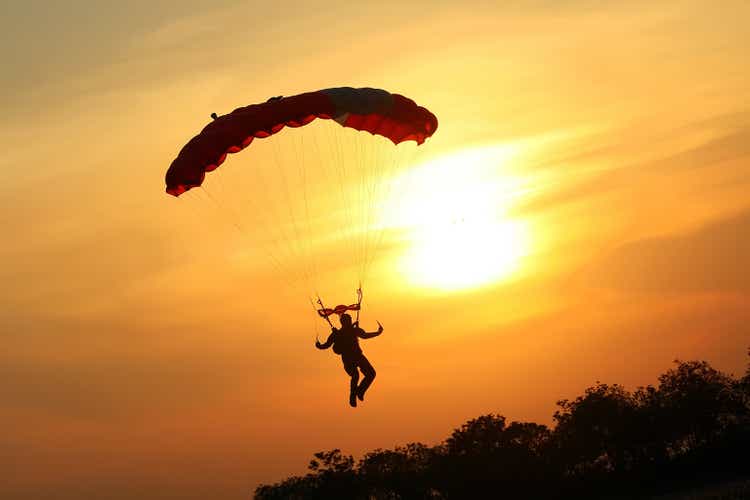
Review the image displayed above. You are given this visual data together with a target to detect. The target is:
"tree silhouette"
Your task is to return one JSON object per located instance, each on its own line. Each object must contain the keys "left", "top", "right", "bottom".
{"left": 255, "top": 349, "right": 750, "bottom": 499}
{"left": 357, "top": 443, "right": 435, "bottom": 499}
{"left": 553, "top": 383, "right": 637, "bottom": 476}
{"left": 255, "top": 450, "right": 358, "bottom": 500}
{"left": 434, "top": 415, "right": 552, "bottom": 497}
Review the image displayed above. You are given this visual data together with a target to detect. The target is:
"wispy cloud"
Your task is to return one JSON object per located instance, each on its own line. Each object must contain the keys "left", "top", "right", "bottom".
{"left": 511, "top": 112, "right": 750, "bottom": 217}
{"left": 582, "top": 208, "right": 750, "bottom": 293}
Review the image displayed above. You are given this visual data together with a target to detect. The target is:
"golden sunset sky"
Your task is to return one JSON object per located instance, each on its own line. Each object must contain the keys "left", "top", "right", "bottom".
{"left": 2, "top": 1, "right": 749, "bottom": 498}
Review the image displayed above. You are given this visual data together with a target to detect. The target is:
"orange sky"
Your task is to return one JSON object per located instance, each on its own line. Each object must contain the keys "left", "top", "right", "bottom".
{"left": 2, "top": 1, "right": 750, "bottom": 498}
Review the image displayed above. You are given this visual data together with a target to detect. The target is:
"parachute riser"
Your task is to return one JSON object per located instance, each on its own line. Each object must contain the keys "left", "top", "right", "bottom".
{"left": 316, "top": 295, "right": 335, "bottom": 329}
{"left": 355, "top": 285, "right": 363, "bottom": 325}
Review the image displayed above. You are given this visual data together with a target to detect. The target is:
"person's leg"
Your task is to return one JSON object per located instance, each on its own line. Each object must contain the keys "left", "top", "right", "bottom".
{"left": 343, "top": 360, "right": 359, "bottom": 407}
{"left": 356, "top": 354, "right": 376, "bottom": 401}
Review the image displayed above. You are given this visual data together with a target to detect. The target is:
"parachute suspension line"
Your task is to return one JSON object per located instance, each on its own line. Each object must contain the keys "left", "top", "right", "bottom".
{"left": 284, "top": 129, "right": 308, "bottom": 290}
{"left": 362, "top": 133, "right": 377, "bottom": 285}
{"left": 351, "top": 131, "right": 363, "bottom": 283}
{"left": 358, "top": 141, "right": 393, "bottom": 308}
{"left": 244, "top": 150, "right": 306, "bottom": 292}
{"left": 358, "top": 134, "right": 388, "bottom": 287}
{"left": 201, "top": 175, "right": 244, "bottom": 234}
{"left": 296, "top": 129, "right": 319, "bottom": 296}
{"left": 308, "top": 126, "right": 335, "bottom": 289}
{"left": 272, "top": 131, "right": 305, "bottom": 286}
{"left": 357, "top": 132, "right": 368, "bottom": 284}
{"left": 282, "top": 128, "right": 334, "bottom": 329}
{"left": 271, "top": 133, "right": 313, "bottom": 289}
{"left": 326, "top": 122, "right": 358, "bottom": 280}
{"left": 354, "top": 131, "right": 368, "bottom": 282}
{"left": 361, "top": 137, "right": 382, "bottom": 285}
{"left": 354, "top": 131, "right": 376, "bottom": 286}
{"left": 291, "top": 127, "right": 317, "bottom": 295}
{"left": 336, "top": 125, "right": 359, "bottom": 278}
{"left": 365, "top": 141, "right": 419, "bottom": 287}
{"left": 228, "top": 141, "right": 298, "bottom": 284}
{"left": 248, "top": 188, "right": 306, "bottom": 293}
{"left": 217, "top": 134, "right": 308, "bottom": 294}
{"left": 198, "top": 182, "right": 299, "bottom": 292}
{"left": 361, "top": 133, "right": 386, "bottom": 285}
{"left": 366, "top": 137, "right": 378, "bottom": 281}
{"left": 296, "top": 130, "right": 316, "bottom": 291}
{"left": 359, "top": 132, "right": 375, "bottom": 286}
{"left": 318, "top": 123, "right": 342, "bottom": 271}
{"left": 258, "top": 137, "right": 298, "bottom": 282}
{"left": 202, "top": 169, "right": 316, "bottom": 320}
{"left": 264, "top": 135, "right": 311, "bottom": 293}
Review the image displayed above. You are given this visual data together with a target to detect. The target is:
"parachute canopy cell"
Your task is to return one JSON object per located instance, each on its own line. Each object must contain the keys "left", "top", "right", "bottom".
{"left": 165, "top": 87, "right": 439, "bottom": 196}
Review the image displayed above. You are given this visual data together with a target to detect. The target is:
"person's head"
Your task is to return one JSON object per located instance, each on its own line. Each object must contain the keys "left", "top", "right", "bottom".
{"left": 340, "top": 313, "right": 352, "bottom": 327}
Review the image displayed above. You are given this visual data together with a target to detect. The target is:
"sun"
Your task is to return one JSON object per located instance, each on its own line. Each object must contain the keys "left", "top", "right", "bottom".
{"left": 386, "top": 144, "right": 531, "bottom": 292}
{"left": 405, "top": 217, "right": 527, "bottom": 291}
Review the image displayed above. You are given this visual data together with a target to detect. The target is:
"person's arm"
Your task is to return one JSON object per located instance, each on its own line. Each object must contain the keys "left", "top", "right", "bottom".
{"left": 315, "top": 330, "right": 336, "bottom": 349}
{"left": 358, "top": 321, "right": 383, "bottom": 339}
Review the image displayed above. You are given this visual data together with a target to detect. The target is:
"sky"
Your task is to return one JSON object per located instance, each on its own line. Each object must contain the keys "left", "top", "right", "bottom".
{"left": 2, "top": 0, "right": 749, "bottom": 498}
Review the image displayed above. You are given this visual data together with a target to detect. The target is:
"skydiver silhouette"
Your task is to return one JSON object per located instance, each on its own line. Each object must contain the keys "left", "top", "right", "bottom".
{"left": 315, "top": 313, "right": 383, "bottom": 407}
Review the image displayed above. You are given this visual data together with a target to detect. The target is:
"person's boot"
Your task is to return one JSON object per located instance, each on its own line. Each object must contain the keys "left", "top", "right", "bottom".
{"left": 349, "top": 391, "right": 357, "bottom": 407}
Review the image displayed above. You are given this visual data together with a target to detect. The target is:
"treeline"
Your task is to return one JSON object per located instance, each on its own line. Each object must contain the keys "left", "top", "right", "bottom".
{"left": 255, "top": 350, "right": 750, "bottom": 499}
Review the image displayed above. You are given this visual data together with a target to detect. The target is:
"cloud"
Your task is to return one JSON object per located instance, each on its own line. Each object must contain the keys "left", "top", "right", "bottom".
{"left": 582, "top": 208, "right": 750, "bottom": 293}
{"left": 646, "top": 127, "right": 750, "bottom": 173}
{"left": 512, "top": 115, "right": 750, "bottom": 216}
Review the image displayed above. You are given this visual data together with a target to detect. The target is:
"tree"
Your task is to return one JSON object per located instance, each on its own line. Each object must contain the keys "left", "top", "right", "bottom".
{"left": 435, "top": 414, "right": 552, "bottom": 497}
{"left": 552, "top": 383, "right": 637, "bottom": 478}
{"left": 357, "top": 443, "right": 437, "bottom": 499}
{"left": 255, "top": 347, "right": 750, "bottom": 499}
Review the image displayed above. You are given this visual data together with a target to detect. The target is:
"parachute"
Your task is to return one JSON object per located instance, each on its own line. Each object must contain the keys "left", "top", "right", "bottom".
{"left": 165, "top": 87, "right": 437, "bottom": 318}
{"left": 165, "top": 88, "right": 437, "bottom": 197}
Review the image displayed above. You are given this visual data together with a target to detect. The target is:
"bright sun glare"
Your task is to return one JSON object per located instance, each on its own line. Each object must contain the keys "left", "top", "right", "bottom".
{"left": 387, "top": 145, "right": 531, "bottom": 292}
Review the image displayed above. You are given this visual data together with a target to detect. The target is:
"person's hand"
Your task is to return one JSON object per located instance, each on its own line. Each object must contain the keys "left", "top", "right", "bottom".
{"left": 376, "top": 321, "right": 383, "bottom": 334}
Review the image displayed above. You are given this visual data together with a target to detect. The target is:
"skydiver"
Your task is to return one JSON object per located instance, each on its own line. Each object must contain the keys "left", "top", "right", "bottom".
{"left": 315, "top": 313, "right": 383, "bottom": 407}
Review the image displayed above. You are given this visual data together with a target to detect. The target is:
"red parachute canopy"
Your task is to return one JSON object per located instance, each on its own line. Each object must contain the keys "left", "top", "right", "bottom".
{"left": 165, "top": 87, "right": 438, "bottom": 196}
